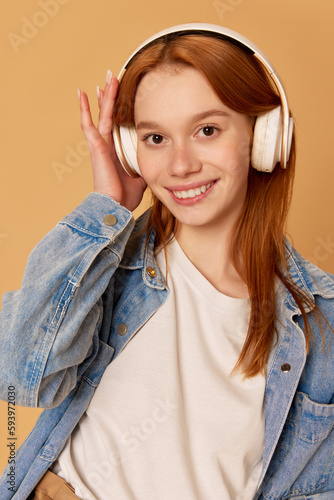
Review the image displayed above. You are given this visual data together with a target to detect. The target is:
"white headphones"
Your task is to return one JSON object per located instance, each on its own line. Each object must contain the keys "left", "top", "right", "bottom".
{"left": 113, "top": 23, "right": 294, "bottom": 176}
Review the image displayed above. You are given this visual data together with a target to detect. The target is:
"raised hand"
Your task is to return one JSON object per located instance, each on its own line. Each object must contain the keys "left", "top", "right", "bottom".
{"left": 78, "top": 70, "right": 147, "bottom": 212}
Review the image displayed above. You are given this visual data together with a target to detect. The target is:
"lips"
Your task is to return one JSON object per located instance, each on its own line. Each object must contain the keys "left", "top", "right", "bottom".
{"left": 171, "top": 182, "right": 214, "bottom": 199}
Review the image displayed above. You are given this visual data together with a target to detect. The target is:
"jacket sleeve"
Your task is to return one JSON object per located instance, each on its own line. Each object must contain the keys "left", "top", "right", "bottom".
{"left": 0, "top": 192, "right": 135, "bottom": 409}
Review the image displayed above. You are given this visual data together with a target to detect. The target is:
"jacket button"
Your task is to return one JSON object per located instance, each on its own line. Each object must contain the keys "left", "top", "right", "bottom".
{"left": 281, "top": 363, "right": 291, "bottom": 373}
{"left": 146, "top": 266, "right": 157, "bottom": 278}
{"left": 116, "top": 323, "right": 128, "bottom": 336}
{"left": 104, "top": 214, "right": 117, "bottom": 226}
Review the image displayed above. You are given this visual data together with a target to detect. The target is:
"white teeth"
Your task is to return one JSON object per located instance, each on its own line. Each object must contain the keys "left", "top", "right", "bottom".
{"left": 173, "top": 182, "right": 213, "bottom": 199}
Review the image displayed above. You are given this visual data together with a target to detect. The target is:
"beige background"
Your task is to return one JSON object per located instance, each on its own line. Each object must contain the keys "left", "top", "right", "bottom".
{"left": 0, "top": 0, "right": 333, "bottom": 474}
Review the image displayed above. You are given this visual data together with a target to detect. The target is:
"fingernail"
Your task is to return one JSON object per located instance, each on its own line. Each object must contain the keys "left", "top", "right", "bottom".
{"left": 96, "top": 85, "right": 100, "bottom": 99}
{"left": 77, "top": 88, "right": 81, "bottom": 99}
{"left": 105, "top": 69, "right": 113, "bottom": 85}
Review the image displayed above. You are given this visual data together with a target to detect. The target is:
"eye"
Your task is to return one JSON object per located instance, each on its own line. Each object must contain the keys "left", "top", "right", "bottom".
{"left": 143, "top": 134, "right": 165, "bottom": 145}
{"left": 202, "top": 126, "right": 215, "bottom": 136}
{"left": 197, "top": 125, "right": 220, "bottom": 138}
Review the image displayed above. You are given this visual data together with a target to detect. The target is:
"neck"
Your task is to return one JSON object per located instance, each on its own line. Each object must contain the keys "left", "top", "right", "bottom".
{"left": 174, "top": 222, "right": 248, "bottom": 299}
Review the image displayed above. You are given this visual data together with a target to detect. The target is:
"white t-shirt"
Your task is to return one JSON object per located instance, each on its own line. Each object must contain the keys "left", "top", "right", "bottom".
{"left": 53, "top": 238, "right": 265, "bottom": 500}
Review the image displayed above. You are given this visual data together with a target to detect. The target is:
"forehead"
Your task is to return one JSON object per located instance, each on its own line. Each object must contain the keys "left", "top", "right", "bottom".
{"left": 134, "top": 65, "right": 229, "bottom": 118}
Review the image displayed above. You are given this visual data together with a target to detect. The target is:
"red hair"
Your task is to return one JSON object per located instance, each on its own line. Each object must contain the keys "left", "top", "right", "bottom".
{"left": 114, "top": 34, "right": 316, "bottom": 377}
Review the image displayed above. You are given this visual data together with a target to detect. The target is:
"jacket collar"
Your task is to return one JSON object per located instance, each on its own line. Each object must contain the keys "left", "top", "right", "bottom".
{"left": 119, "top": 209, "right": 166, "bottom": 290}
{"left": 121, "top": 214, "right": 334, "bottom": 301}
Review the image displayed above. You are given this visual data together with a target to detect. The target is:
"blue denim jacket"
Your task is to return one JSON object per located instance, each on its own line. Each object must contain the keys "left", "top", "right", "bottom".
{"left": 0, "top": 193, "right": 333, "bottom": 500}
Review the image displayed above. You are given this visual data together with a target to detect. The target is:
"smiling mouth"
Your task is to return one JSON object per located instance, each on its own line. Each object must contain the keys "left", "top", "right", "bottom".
{"left": 172, "top": 182, "right": 214, "bottom": 199}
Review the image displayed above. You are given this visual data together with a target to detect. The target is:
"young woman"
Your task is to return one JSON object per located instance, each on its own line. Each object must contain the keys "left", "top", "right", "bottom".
{"left": 0, "top": 23, "right": 333, "bottom": 500}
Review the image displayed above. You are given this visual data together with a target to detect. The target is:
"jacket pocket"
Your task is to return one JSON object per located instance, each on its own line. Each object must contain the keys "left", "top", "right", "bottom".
{"left": 261, "top": 391, "right": 334, "bottom": 499}
{"left": 295, "top": 391, "right": 334, "bottom": 444}
{"left": 289, "top": 492, "right": 334, "bottom": 499}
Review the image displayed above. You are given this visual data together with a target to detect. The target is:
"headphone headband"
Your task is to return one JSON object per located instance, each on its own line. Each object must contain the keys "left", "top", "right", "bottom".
{"left": 114, "top": 23, "right": 293, "bottom": 175}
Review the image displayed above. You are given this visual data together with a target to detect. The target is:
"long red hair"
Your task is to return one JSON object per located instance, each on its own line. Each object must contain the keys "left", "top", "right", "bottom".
{"left": 114, "top": 34, "right": 315, "bottom": 377}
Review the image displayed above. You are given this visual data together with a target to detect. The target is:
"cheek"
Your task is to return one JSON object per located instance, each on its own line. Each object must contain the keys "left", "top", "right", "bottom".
{"left": 136, "top": 149, "right": 159, "bottom": 187}
{"left": 237, "top": 138, "right": 252, "bottom": 164}
{"left": 136, "top": 146, "right": 149, "bottom": 176}
{"left": 211, "top": 144, "right": 250, "bottom": 179}
{"left": 226, "top": 132, "right": 252, "bottom": 176}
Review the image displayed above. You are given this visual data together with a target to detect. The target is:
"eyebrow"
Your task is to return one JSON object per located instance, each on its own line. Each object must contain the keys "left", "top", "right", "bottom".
{"left": 135, "top": 109, "right": 231, "bottom": 131}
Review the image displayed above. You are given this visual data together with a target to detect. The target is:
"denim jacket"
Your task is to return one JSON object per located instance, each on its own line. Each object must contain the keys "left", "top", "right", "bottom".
{"left": 0, "top": 193, "right": 333, "bottom": 500}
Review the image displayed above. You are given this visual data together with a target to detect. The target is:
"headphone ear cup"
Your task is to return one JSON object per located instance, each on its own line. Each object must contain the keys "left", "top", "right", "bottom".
{"left": 251, "top": 106, "right": 282, "bottom": 172}
{"left": 112, "top": 125, "right": 141, "bottom": 177}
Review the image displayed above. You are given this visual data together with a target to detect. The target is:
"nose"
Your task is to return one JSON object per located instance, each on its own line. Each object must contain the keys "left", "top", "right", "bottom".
{"left": 167, "top": 142, "right": 202, "bottom": 177}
